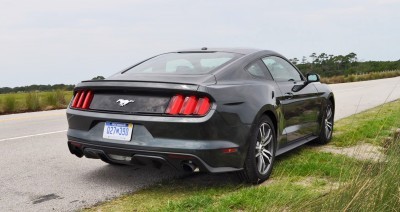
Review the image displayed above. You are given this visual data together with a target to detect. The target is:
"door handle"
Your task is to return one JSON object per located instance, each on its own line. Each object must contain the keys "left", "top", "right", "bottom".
{"left": 284, "top": 92, "right": 294, "bottom": 99}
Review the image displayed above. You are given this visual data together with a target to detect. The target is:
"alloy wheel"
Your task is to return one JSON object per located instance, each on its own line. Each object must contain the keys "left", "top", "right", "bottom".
{"left": 255, "top": 123, "right": 274, "bottom": 175}
{"left": 325, "top": 105, "right": 333, "bottom": 139}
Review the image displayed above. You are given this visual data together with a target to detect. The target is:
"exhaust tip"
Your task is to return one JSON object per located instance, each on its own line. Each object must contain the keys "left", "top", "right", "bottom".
{"left": 68, "top": 142, "right": 83, "bottom": 158}
{"left": 181, "top": 161, "right": 199, "bottom": 173}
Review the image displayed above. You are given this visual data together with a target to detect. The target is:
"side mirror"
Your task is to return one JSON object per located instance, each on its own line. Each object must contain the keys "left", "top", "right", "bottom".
{"left": 292, "top": 73, "right": 320, "bottom": 92}
{"left": 306, "top": 73, "right": 320, "bottom": 83}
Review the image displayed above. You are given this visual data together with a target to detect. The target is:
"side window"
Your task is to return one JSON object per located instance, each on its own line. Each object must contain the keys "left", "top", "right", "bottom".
{"left": 246, "top": 60, "right": 270, "bottom": 79}
{"left": 262, "top": 56, "right": 303, "bottom": 82}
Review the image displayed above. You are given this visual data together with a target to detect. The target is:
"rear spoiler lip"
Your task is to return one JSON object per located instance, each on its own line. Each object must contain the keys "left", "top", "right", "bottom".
{"left": 75, "top": 80, "right": 200, "bottom": 92}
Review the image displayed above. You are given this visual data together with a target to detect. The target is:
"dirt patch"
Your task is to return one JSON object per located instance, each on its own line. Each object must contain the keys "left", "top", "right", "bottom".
{"left": 259, "top": 178, "right": 277, "bottom": 186}
{"left": 261, "top": 176, "right": 341, "bottom": 195}
{"left": 315, "top": 143, "right": 385, "bottom": 162}
{"left": 294, "top": 177, "right": 340, "bottom": 193}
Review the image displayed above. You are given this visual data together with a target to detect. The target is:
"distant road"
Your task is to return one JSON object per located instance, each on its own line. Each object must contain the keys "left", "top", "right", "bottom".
{"left": 0, "top": 76, "right": 399, "bottom": 211}
{"left": 329, "top": 76, "right": 400, "bottom": 120}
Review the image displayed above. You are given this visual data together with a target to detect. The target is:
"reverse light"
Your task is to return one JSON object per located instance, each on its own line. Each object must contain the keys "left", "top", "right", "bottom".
{"left": 166, "top": 95, "right": 211, "bottom": 116}
{"left": 71, "top": 90, "right": 94, "bottom": 110}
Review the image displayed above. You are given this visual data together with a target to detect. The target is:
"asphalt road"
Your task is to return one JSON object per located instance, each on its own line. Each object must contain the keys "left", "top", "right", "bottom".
{"left": 0, "top": 76, "right": 399, "bottom": 211}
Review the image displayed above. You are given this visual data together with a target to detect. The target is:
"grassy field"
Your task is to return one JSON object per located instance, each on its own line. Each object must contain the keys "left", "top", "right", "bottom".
{"left": 85, "top": 100, "right": 400, "bottom": 211}
{"left": 0, "top": 90, "right": 73, "bottom": 114}
{"left": 321, "top": 70, "right": 400, "bottom": 84}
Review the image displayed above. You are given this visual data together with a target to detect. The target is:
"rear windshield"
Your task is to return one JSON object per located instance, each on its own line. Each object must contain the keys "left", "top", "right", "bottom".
{"left": 124, "top": 52, "right": 241, "bottom": 75}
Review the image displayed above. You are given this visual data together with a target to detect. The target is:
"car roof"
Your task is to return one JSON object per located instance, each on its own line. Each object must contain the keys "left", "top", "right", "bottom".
{"left": 175, "top": 47, "right": 276, "bottom": 55}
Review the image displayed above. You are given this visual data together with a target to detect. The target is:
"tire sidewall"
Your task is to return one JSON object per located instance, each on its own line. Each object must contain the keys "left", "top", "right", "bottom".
{"left": 318, "top": 100, "right": 334, "bottom": 144}
{"left": 246, "top": 116, "right": 276, "bottom": 182}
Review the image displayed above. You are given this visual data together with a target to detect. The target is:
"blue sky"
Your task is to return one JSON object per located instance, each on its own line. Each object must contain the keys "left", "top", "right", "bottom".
{"left": 1, "top": 0, "right": 399, "bottom": 87}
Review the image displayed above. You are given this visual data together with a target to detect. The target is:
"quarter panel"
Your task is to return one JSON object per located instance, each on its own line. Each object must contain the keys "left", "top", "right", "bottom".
{"left": 203, "top": 80, "right": 286, "bottom": 152}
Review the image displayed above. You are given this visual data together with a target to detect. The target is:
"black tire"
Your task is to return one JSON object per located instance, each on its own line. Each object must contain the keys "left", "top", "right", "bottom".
{"left": 238, "top": 116, "right": 276, "bottom": 184}
{"left": 315, "top": 100, "right": 334, "bottom": 144}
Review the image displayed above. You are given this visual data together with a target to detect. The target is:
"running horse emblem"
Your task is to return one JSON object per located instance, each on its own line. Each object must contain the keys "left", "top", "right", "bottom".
{"left": 116, "top": 99, "right": 135, "bottom": 107}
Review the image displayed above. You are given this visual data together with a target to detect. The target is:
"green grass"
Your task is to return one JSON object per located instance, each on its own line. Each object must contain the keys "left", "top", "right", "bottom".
{"left": 26, "top": 92, "right": 40, "bottom": 111}
{"left": 3, "top": 94, "right": 16, "bottom": 113}
{"left": 86, "top": 149, "right": 363, "bottom": 211}
{"left": 85, "top": 100, "right": 400, "bottom": 212}
{"left": 331, "top": 99, "right": 400, "bottom": 147}
{"left": 307, "top": 140, "right": 400, "bottom": 211}
{"left": 0, "top": 90, "right": 73, "bottom": 114}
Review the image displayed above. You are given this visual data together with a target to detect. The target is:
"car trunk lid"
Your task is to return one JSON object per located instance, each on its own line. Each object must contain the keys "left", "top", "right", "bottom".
{"left": 71, "top": 78, "right": 212, "bottom": 115}
{"left": 106, "top": 73, "right": 216, "bottom": 85}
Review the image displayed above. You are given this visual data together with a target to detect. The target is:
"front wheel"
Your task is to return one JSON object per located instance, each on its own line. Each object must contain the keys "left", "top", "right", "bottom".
{"left": 315, "top": 100, "right": 334, "bottom": 144}
{"left": 239, "top": 116, "right": 276, "bottom": 184}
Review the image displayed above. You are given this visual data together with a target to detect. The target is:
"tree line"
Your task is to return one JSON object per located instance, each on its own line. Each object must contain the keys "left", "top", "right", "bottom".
{"left": 290, "top": 52, "right": 400, "bottom": 77}
{"left": 1, "top": 56, "right": 400, "bottom": 94}
{"left": 0, "top": 76, "right": 105, "bottom": 94}
{"left": 0, "top": 84, "right": 75, "bottom": 94}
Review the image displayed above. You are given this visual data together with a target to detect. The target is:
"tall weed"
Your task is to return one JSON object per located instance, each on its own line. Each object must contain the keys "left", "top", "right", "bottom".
{"left": 46, "top": 90, "right": 66, "bottom": 108}
{"left": 26, "top": 92, "right": 41, "bottom": 111}
{"left": 55, "top": 89, "right": 66, "bottom": 106}
{"left": 46, "top": 92, "right": 56, "bottom": 107}
{"left": 4, "top": 94, "right": 16, "bottom": 113}
{"left": 308, "top": 130, "right": 400, "bottom": 211}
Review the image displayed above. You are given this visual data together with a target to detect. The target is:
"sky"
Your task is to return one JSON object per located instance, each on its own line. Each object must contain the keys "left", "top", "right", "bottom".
{"left": 1, "top": 0, "right": 399, "bottom": 87}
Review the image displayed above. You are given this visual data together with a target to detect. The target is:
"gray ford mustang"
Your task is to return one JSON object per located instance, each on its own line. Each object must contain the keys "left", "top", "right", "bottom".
{"left": 66, "top": 48, "right": 335, "bottom": 184}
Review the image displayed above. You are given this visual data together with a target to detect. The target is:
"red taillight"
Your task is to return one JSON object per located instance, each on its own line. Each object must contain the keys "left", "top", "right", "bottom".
{"left": 180, "top": 96, "right": 198, "bottom": 115}
{"left": 166, "top": 95, "right": 211, "bottom": 116}
{"left": 71, "top": 90, "right": 94, "bottom": 110}
{"left": 193, "top": 97, "right": 210, "bottom": 116}
{"left": 76, "top": 91, "right": 86, "bottom": 108}
{"left": 71, "top": 91, "right": 82, "bottom": 108}
{"left": 82, "top": 91, "right": 94, "bottom": 109}
{"left": 165, "top": 95, "right": 184, "bottom": 115}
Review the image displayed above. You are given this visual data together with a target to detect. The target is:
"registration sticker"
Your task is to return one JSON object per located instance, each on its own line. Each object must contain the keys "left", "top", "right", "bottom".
{"left": 103, "top": 122, "right": 133, "bottom": 141}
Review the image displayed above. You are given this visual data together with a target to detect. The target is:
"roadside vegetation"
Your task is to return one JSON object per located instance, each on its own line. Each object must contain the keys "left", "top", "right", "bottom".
{"left": 0, "top": 84, "right": 74, "bottom": 94}
{"left": 85, "top": 100, "right": 400, "bottom": 211}
{"left": 0, "top": 76, "right": 105, "bottom": 114}
{"left": 321, "top": 70, "right": 400, "bottom": 84}
{"left": 294, "top": 52, "right": 400, "bottom": 77}
{"left": 0, "top": 90, "right": 72, "bottom": 114}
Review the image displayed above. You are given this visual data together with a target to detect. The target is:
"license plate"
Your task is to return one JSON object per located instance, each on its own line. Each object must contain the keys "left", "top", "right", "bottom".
{"left": 103, "top": 122, "right": 133, "bottom": 141}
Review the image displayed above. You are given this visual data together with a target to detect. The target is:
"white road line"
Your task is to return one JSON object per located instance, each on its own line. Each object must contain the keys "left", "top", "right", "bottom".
{"left": 0, "top": 130, "right": 67, "bottom": 142}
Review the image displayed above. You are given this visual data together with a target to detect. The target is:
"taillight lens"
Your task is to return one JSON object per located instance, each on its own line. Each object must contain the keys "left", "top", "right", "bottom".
{"left": 166, "top": 95, "right": 211, "bottom": 116}
{"left": 71, "top": 91, "right": 82, "bottom": 108}
{"left": 193, "top": 97, "right": 210, "bottom": 115}
{"left": 71, "top": 90, "right": 94, "bottom": 110}
{"left": 165, "top": 95, "right": 184, "bottom": 115}
{"left": 180, "top": 96, "right": 198, "bottom": 115}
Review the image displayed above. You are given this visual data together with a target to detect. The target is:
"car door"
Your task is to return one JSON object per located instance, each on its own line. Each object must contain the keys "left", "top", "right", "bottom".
{"left": 262, "top": 56, "right": 321, "bottom": 143}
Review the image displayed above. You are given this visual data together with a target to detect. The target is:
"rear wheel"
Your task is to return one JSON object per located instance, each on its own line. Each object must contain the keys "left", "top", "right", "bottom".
{"left": 239, "top": 116, "right": 276, "bottom": 184}
{"left": 315, "top": 100, "right": 334, "bottom": 144}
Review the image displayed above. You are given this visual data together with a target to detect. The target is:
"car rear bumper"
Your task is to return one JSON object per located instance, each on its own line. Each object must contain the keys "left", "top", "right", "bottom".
{"left": 66, "top": 108, "right": 251, "bottom": 173}
{"left": 68, "top": 140, "right": 243, "bottom": 173}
